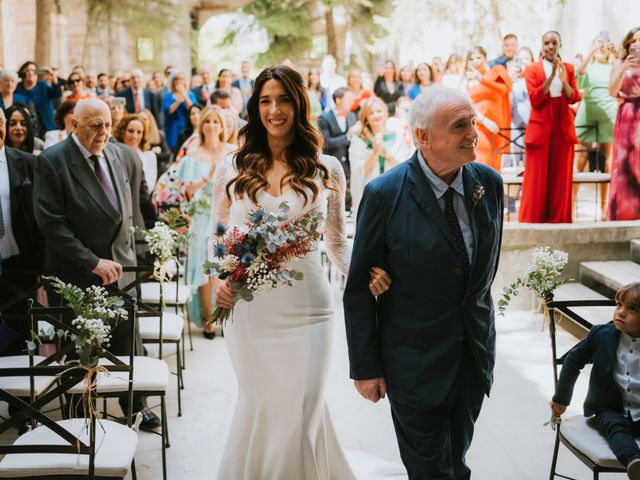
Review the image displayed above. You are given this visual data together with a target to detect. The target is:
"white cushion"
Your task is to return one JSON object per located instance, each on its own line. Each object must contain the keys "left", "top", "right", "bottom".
{"left": 164, "top": 258, "right": 184, "bottom": 277}
{"left": 140, "top": 282, "right": 190, "bottom": 304}
{"left": 0, "top": 356, "right": 58, "bottom": 397}
{"left": 67, "top": 356, "right": 169, "bottom": 395}
{"left": 139, "top": 312, "right": 184, "bottom": 341}
{"left": 0, "top": 418, "right": 137, "bottom": 478}
{"left": 560, "top": 415, "right": 638, "bottom": 469}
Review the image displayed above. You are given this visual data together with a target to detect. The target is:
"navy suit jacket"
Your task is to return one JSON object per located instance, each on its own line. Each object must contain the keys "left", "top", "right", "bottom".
{"left": 343, "top": 152, "right": 504, "bottom": 409}
{"left": 553, "top": 323, "right": 626, "bottom": 417}
{"left": 116, "top": 87, "right": 157, "bottom": 118}
{"left": 318, "top": 110, "right": 357, "bottom": 165}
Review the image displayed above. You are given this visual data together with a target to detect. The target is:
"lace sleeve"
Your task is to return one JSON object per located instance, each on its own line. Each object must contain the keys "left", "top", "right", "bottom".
{"left": 208, "top": 155, "right": 235, "bottom": 261}
{"left": 322, "top": 155, "right": 351, "bottom": 276}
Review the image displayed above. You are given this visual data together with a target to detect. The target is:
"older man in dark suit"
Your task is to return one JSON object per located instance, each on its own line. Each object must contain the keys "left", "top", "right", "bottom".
{"left": 33, "top": 98, "right": 159, "bottom": 428}
{"left": 0, "top": 108, "right": 43, "bottom": 354}
{"left": 344, "top": 86, "right": 504, "bottom": 480}
{"left": 318, "top": 87, "right": 357, "bottom": 210}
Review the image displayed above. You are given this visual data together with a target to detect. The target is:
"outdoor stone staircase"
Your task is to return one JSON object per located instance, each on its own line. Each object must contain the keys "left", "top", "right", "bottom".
{"left": 552, "top": 238, "right": 640, "bottom": 337}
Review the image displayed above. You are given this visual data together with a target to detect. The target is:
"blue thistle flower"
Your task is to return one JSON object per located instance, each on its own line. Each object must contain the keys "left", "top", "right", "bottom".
{"left": 215, "top": 223, "right": 227, "bottom": 236}
{"left": 250, "top": 209, "right": 265, "bottom": 224}
{"left": 241, "top": 253, "right": 256, "bottom": 265}
{"left": 213, "top": 244, "right": 228, "bottom": 258}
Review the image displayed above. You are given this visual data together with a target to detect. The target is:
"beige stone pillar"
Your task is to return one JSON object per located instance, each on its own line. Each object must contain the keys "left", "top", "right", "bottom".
{"left": 0, "top": 0, "right": 17, "bottom": 69}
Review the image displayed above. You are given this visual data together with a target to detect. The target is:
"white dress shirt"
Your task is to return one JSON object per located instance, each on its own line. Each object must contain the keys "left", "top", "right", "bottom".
{"left": 332, "top": 108, "right": 347, "bottom": 132}
{"left": 416, "top": 150, "right": 474, "bottom": 262}
{"left": 71, "top": 133, "right": 119, "bottom": 207}
{"left": 614, "top": 331, "right": 640, "bottom": 421}
{"left": 543, "top": 59, "right": 563, "bottom": 98}
{"left": 0, "top": 147, "right": 20, "bottom": 260}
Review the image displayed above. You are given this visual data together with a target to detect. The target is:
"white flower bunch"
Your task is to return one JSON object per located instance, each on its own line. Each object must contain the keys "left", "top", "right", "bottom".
{"left": 499, "top": 246, "right": 569, "bottom": 313}
{"left": 71, "top": 317, "right": 112, "bottom": 346}
{"left": 246, "top": 261, "right": 279, "bottom": 294}
{"left": 144, "top": 222, "right": 178, "bottom": 263}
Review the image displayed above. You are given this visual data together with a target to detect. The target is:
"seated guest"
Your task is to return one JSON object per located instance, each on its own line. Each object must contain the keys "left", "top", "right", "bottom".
{"left": 0, "top": 108, "right": 43, "bottom": 353}
{"left": 346, "top": 69, "right": 372, "bottom": 113}
{"left": 44, "top": 99, "right": 76, "bottom": 149}
{"left": 5, "top": 103, "right": 43, "bottom": 154}
{"left": 0, "top": 70, "right": 30, "bottom": 111}
{"left": 349, "top": 96, "right": 408, "bottom": 212}
{"left": 115, "top": 113, "right": 158, "bottom": 189}
{"left": 489, "top": 33, "right": 519, "bottom": 69}
{"left": 62, "top": 71, "right": 92, "bottom": 102}
{"left": 550, "top": 282, "right": 640, "bottom": 480}
{"left": 214, "top": 69, "right": 244, "bottom": 114}
{"left": 318, "top": 87, "right": 357, "bottom": 210}
{"left": 408, "top": 63, "right": 435, "bottom": 99}
{"left": 374, "top": 60, "right": 405, "bottom": 115}
{"left": 162, "top": 71, "right": 196, "bottom": 151}
{"left": 15, "top": 61, "right": 62, "bottom": 134}
{"left": 116, "top": 69, "right": 157, "bottom": 119}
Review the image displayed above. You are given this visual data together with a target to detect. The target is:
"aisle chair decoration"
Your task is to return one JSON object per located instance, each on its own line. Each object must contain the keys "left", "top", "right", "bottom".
{"left": 204, "top": 201, "right": 324, "bottom": 325}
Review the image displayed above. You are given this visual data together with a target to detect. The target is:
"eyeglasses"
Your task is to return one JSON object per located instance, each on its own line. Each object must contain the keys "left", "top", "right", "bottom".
{"left": 69, "top": 78, "right": 82, "bottom": 84}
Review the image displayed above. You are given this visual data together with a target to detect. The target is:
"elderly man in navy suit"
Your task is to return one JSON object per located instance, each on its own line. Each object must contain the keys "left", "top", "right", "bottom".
{"left": 344, "top": 86, "right": 504, "bottom": 480}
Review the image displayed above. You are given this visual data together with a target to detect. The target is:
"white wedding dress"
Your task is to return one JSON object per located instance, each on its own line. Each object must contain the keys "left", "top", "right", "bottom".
{"left": 209, "top": 154, "right": 405, "bottom": 480}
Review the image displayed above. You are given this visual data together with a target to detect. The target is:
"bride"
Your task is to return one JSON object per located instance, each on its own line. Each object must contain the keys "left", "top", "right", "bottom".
{"left": 210, "top": 65, "right": 395, "bottom": 479}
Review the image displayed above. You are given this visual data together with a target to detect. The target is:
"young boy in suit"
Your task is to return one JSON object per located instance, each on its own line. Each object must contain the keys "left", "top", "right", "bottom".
{"left": 551, "top": 282, "right": 640, "bottom": 479}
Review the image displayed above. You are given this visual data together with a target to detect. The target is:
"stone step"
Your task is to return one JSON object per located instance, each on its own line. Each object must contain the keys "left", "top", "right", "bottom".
{"left": 580, "top": 260, "right": 640, "bottom": 292}
{"left": 554, "top": 282, "right": 608, "bottom": 302}
{"left": 631, "top": 239, "right": 640, "bottom": 264}
{"left": 553, "top": 283, "right": 610, "bottom": 340}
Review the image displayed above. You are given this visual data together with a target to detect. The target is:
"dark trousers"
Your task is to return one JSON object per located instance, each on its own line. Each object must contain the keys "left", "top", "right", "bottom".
{"left": 595, "top": 409, "right": 640, "bottom": 466}
{"left": 389, "top": 350, "right": 485, "bottom": 480}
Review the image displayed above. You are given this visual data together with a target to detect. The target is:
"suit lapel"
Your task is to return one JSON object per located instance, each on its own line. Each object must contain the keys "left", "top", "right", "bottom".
{"left": 604, "top": 326, "right": 619, "bottom": 368}
{"left": 66, "top": 137, "right": 121, "bottom": 222}
{"left": 104, "top": 145, "right": 127, "bottom": 217}
{"left": 406, "top": 154, "right": 458, "bottom": 254}
{"left": 328, "top": 111, "right": 344, "bottom": 134}
{"left": 462, "top": 163, "right": 481, "bottom": 269}
{"left": 5, "top": 148, "right": 22, "bottom": 190}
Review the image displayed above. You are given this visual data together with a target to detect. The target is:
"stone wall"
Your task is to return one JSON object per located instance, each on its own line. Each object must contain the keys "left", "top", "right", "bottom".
{"left": 494, "top": 221, "right": 640, "bottom": 310}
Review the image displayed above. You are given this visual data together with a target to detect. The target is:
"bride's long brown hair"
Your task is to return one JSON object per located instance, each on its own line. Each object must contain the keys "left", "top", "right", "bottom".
{"left": 226, "top": 65, "right": 332, "bottom": 206}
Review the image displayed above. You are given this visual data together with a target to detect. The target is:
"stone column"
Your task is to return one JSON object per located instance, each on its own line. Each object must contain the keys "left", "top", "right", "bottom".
{"left": 0, "top": 0, "right": 17, "bottom": 69}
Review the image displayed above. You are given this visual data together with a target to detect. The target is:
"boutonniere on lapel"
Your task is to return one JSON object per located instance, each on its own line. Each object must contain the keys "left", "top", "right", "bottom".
{"left": 471, "top": 185, "right": 485, "bottom": 212}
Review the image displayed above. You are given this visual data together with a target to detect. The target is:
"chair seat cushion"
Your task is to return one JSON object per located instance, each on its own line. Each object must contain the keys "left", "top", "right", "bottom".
{"left": 140, "top": 282, "right": 190, "bottom": 305}
{"left": 67, "top": 356, "right": 169, "bottom": 395}
{"left": 0, "top": 418, "right": 137, "bottom": 478}
{"left": 139, "top": 312, "right": 184, "bottom": 341}
{"left": 0, "top": 356, "right": 58, "bottom": 397}
{"left": 561, "top": 415, "right": 638, "bottom": 469}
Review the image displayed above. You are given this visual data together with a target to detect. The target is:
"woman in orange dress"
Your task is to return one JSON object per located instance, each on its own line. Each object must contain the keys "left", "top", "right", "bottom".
{"left": 519, "top": 31, "right": 582, "bottom": 223}
{"left": 464, "top": 46, "right": 512, "bottom": 171}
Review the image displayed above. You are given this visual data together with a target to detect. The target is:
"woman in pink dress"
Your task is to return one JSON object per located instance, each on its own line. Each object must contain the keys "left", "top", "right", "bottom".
{"left": 607, "top": 26, "right": 640, "bottom": 220}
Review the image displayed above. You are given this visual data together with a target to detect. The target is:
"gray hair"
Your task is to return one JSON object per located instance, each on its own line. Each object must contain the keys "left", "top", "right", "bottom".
{"left": 408, "top": 86, "right": 472, "bottom": 145}
{"left": 130, "top": 68, "right": 143, "bottom": 79}
{"left": 0, "top": 69, "right": 18, "bottom": 82}
{"left": 73, "top": 98, "right": 111, "bottom": 120}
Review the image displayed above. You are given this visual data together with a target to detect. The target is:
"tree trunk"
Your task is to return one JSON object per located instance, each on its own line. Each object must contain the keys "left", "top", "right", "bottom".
{"left": 325, "top": 5, "right": 338, "bottom": 66}
{"left": 35, "top": 0, "right": 52, "bottom": 66}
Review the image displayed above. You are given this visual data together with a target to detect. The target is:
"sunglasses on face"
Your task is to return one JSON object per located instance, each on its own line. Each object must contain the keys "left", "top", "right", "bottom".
{"left": 69, "top": 78, "right": 82, "bottom": 84}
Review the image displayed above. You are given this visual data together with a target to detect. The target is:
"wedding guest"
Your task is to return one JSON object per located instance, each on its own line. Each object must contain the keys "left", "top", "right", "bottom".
{"left": 0, "top": 70, "right": 29, "bottom": 111}
{"left": 220, "top": 107, "right": 240, "bottom": 146}
{"left": 519, "top": 31, "right": 581, "bottom": 223}
{"left": 320, "top": 54, "right": 347, "bottom": 103}
{"left": 387, "top": 96, "right": 415, "bottom": 155}
{"left": 191, "top": 65, "right": 215, "bottom": 107}
{"left": 349, "top": 96, "right": 407, "bottom": 212}
{"left": 108, "top": 96, "right": 126, "bottom": 131}
{"left": 489, "top": 33, "right": 519, "bottom": 69}
{"left": 162, "top": 71, "right": 196, "bottom": 151}
{"left": 215, "top": 69, "right": 244, "bottom": 114}
{"left": 318, "top": 87, "right": 357, "bottom": 210}
{"left": 346, "top": 69, "right": 372, "bottom": 113}
{"left": 154, "top": 66, "right": 173, "bottom": 130}
{"left": 115, "top": 113, "right": 158, "bottom": 189}
{"left": 374, "top": 59, "right": 405, "bottom": 115}
{"left": 431, "top": 56, "right": 444, "bottom": 83}
{"left": 175, "top": 106, "right": 235, "bottom": 338}
{"left": 508, "top": 47, "right": 534, "bottom": 167}
{"left": 211, "top": 90, "right": 247, "bottom": 133}
{"left": 574, "top": 35, "right": 619, "bottom": 218}
{"left": 138, "top": 108, "right": 171, "bottom": 175}
{"left": 5, "top": 104, "right": 43, "bottom": 154}
{"left": 463, "top": 45, "right": 512, "bottom": 171}
{"left": 44, "top": 99, "right": 75, "bottom": 149}
{"left": 307, "top": 67, "right": 327, "bottom": 127}
{"left": 550, "top": 282, "right": 640, "bottom": 480}
{"left": 175, "top": 104, "right": 201, "bottom": 153}
{"left": 63, "top": 71, "right": 92, "bottom": 102}
{"left": 607, "top": 26, "right": 640, "bottom": 221}
{"left": 190, "top": 74, "right": 203, "bottom": 90}
{"left": 408, "top": 63, "right": 434, "bottom": 99}
{"left": 231, "top": 60, "right": 254, "bottom": 116}
{"left": 15, "top": 61, "right": 62, "bottom": 133}
{"left": 33, "top": 99, "right": 160, "bottom": 428}
{"left": 96, "top": 73, "right": 113, "bottom": 97}
{"left": 399, "top": 65, "right": 415, "bottom": 97}
{"left": 0, "top": 107, "right": 43, "bottom": 323}
{"left": 441, "top": 53, "right": 465, "bottom": 90}
{"left": 85, "top": 71, "right": 97, "bottom": 96}
{"left": 116, "top": 69, "right": 157, "bottom": 120}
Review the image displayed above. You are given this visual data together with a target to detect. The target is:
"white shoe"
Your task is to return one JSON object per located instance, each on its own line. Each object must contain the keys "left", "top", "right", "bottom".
{"left": 628, "top": 458, "right": 640, "bottom": 480}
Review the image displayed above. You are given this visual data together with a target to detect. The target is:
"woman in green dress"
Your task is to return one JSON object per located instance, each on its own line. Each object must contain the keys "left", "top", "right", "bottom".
{"left": 574, "top": 35, "right": 619, "bottom": 217}
{"left": 176, "top": 106, "right": 236, "bottom": 338}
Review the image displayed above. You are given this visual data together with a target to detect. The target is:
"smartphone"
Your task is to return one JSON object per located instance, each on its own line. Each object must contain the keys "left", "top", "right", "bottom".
{"left": 111, "top": 97, "right": 126, "bottom": 108}
{"left": 630, "top": 44, "right": 640, "bottom": 59}
{"left": 599, "top": 30, "right": 609, "bottom": 43}
{"left": 514, "top": 58, "right": 523, "bottom": 69}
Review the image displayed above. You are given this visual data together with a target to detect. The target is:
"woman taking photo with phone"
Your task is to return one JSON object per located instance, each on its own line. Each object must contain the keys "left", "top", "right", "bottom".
{"left": 607, "top": 26, "right": 640, "bottom": 221}
{"left": 519, "top": 31, "right": 581, "bottom": 223}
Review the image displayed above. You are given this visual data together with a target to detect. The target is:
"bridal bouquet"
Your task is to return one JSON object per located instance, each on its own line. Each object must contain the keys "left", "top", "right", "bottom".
{"left": 203, "top": 202, "right": 324, "bottom": 325}
{"left": 498, "top": 246, "right": 569, "bottom": 314}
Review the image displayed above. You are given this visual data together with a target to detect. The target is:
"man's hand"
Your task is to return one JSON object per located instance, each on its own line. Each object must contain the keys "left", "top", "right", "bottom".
{"left": 369, "top": 267, "right": 391, "bottom": 296}
{"left": 550, "top": 400, "right": 567, "bottom": 417}
{"left": 92, "top": 259, "right": 123, "bottom": 285}
{"left": 355, "top": 377, "right": 387, "bottom": 403}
